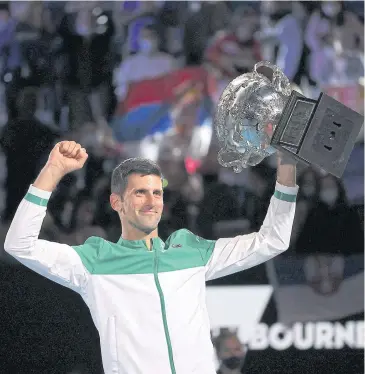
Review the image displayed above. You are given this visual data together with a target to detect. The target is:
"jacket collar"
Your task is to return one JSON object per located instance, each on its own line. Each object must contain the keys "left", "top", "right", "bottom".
{"left": 117, "top": 236, "right": 165, "bottom": 250}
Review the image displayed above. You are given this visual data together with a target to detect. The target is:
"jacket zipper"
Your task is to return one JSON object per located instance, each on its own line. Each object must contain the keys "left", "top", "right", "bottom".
{"left": 110, "top": 316, "right": 120, "bottom": 373}
{"left": 152, "top": 239, "right": 176, "bottom": 374}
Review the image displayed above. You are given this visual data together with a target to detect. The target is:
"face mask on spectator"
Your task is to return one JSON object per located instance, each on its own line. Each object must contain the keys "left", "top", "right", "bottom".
{"left": 139, "top": 38, "right": 157, "bottom": 54}
{"left": 222, "top": 356, "right": 243, "bottom": 370}
{"left": 320, "top": 188, "right": 338, "bottom": 205}
{"left": 322, "top": 4, "right": 340, "bottom": 17}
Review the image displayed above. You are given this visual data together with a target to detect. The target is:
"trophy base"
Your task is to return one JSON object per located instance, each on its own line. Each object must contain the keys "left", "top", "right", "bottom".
{"left": 271, "top": 90, "right": 364, "bottom": 178}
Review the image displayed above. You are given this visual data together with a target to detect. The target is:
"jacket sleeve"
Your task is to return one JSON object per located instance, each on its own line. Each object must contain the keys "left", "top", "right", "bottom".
{"left": 4, "top": 185, "right": 90, "bottom": 294}
{"left": 205, "top": 182, "right": 298, "bottom": 281}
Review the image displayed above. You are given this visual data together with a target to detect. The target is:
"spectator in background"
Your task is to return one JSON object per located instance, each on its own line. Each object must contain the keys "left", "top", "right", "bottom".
{"left": 158, "top": 187, "right": 189, "bottom": 240}
{"left": 256, "top": 1, "right": 303, "bottom": 85}
{"left": 156, "top": 90, "right": 207, "bottom": 202}
{"left": 113, "top": 23, "right": 176, "bottom": 102}
{"left": 9, "top": 1, "right": 43, "bottom": 29}
{"left": 158, "top": 1, "right": 185, "bottom": 62}
{"left": 183, "top": 1, "right": 231, "bottom": 66}
{"left": 294, "top": 173, "right": 363, "bottom": 256}
{"left": 305, "top": 1, "right": 364, "bottom": 86}
{"left": 62, "top": 190, "right": 107, "bottom": 246}
{"left": 91, "top": 173, "right": 121, "bottom": 242}
{"left": 0, "top": 2, "right": 21, "bottom": 121}
{"left": 19, "top": 6, "right": 63, "bottom": 125}
{"left": 213, "top": 329, "right": 246, "bottom": 374}
{"left": 36, "top": 7, "right": 64, "bottom": 123}
{"left": 196, "top": 172, "right": 239, "bottom": 239}
{"left": 118, "top": 0, "right": 165, "bottom": 55}
{"left": 0, "top": 87, "right": 59, "bottom": 223}
{"left": 205, "top": 5, "right": 261, "bottom": 98}
{"left": 59, "top": 6, "right": 115, "bottom": 130}
{"left": 296, "top": 167, "right": 321, "bottom": 203}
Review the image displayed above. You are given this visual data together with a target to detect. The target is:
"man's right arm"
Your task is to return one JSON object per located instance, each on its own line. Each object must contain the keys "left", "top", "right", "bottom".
{"left": 4, "top": 143, "right": 90, "bottom": 294}
{"left": 4, "top": 184, "right": 90, "bottom": 294}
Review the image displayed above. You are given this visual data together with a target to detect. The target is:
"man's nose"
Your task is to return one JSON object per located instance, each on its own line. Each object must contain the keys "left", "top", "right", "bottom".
{"left": 144, "top": 193, "right": 155, "bottom": 205}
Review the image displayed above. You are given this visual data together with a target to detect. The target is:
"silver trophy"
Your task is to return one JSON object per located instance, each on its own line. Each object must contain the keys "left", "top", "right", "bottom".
{"left": 214, "top": 61, "right": 292, "bottom": 173}
{"left": 214, "top": 61, "right": 363, "bottom": 177}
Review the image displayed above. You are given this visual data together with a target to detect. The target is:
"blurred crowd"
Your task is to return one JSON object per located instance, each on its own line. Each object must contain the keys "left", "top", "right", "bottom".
{"left": 0, "top": 2, "right": 363, "bottom": 373}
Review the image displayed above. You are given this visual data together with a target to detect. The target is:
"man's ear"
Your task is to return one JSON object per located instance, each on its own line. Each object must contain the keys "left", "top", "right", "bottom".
{"left": 110, "top": 193, "right": 123, "bottom": 212}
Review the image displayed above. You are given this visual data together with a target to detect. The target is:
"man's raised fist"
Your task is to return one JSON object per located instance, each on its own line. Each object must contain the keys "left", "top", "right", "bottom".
{"left": 47, "top": 141, "right": 88, "bottom": 175}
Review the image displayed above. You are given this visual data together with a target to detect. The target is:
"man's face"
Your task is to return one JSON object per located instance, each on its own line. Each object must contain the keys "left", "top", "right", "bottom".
{"left": 219, "top": 336, "right": 245, "bottom": 372}
{"left": 220, "top": 336, "right": 245, "bottom": 360}
{"left": 120, "top": 174, "right": 164, "bottom": 234}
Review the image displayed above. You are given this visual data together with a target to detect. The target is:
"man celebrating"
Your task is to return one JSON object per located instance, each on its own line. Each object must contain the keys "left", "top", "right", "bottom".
{"left": 5, "top": 141, "right": 298, "bottom": 374}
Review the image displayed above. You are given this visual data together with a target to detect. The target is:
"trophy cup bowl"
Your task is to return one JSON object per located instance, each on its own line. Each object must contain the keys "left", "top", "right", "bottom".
{"left": 214, "top": 61, "right": 293, "bottom": 173}
{"left": 214, "top": 60, "right": 364, "bottom": 178}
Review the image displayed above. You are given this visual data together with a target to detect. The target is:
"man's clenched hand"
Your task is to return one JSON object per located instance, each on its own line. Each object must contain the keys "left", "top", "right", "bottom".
{"left": 48, "top": 141, "right": 88, "bottom": 175}
{"left": 33, "top": 141, "right": 88, "bottom": 192}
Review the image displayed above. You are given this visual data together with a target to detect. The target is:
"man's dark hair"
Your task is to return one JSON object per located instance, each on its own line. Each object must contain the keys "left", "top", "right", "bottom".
{"left": 111, "top": 158, "right": 163, "bottom": 196}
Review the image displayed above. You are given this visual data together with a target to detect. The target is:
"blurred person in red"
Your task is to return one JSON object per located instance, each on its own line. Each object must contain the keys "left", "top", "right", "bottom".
{"left": 155, "top": 87, "right": 208, "bottom": 202}
{"left": 204, "top": 5, "right": 261, "bottom": 99}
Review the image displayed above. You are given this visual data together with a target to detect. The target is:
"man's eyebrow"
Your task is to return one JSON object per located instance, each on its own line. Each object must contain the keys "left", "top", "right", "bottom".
{"left": 133, "top": 188, "right": 163, "bottom": 192}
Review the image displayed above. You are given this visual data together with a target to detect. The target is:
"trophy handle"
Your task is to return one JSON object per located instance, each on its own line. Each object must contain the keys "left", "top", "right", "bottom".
{"left": 217, "top": 148, "right": 245, "bottom": 173}
{"left": 217, "top": 147, "right": 266, "bottom": 173}
{"left": 253, "top": 61, "right": 292, "bottom": 96}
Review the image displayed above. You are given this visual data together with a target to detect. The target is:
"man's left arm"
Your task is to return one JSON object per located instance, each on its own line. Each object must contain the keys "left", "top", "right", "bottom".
{"left": 205, "top": 155, "right": 298, "bottom": 281}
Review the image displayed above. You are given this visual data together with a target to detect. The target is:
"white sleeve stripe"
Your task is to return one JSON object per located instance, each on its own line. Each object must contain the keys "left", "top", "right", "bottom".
{"left": 28, "top": 185, "right": 53, "bottom": 199}
{"left": 275, "top": 182, "right": 299, "bottom": 195}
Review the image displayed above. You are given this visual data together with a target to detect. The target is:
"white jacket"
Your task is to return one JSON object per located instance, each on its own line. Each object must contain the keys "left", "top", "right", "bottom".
{"left": 4, "top": 182, "right": 298, "bottom": 374}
